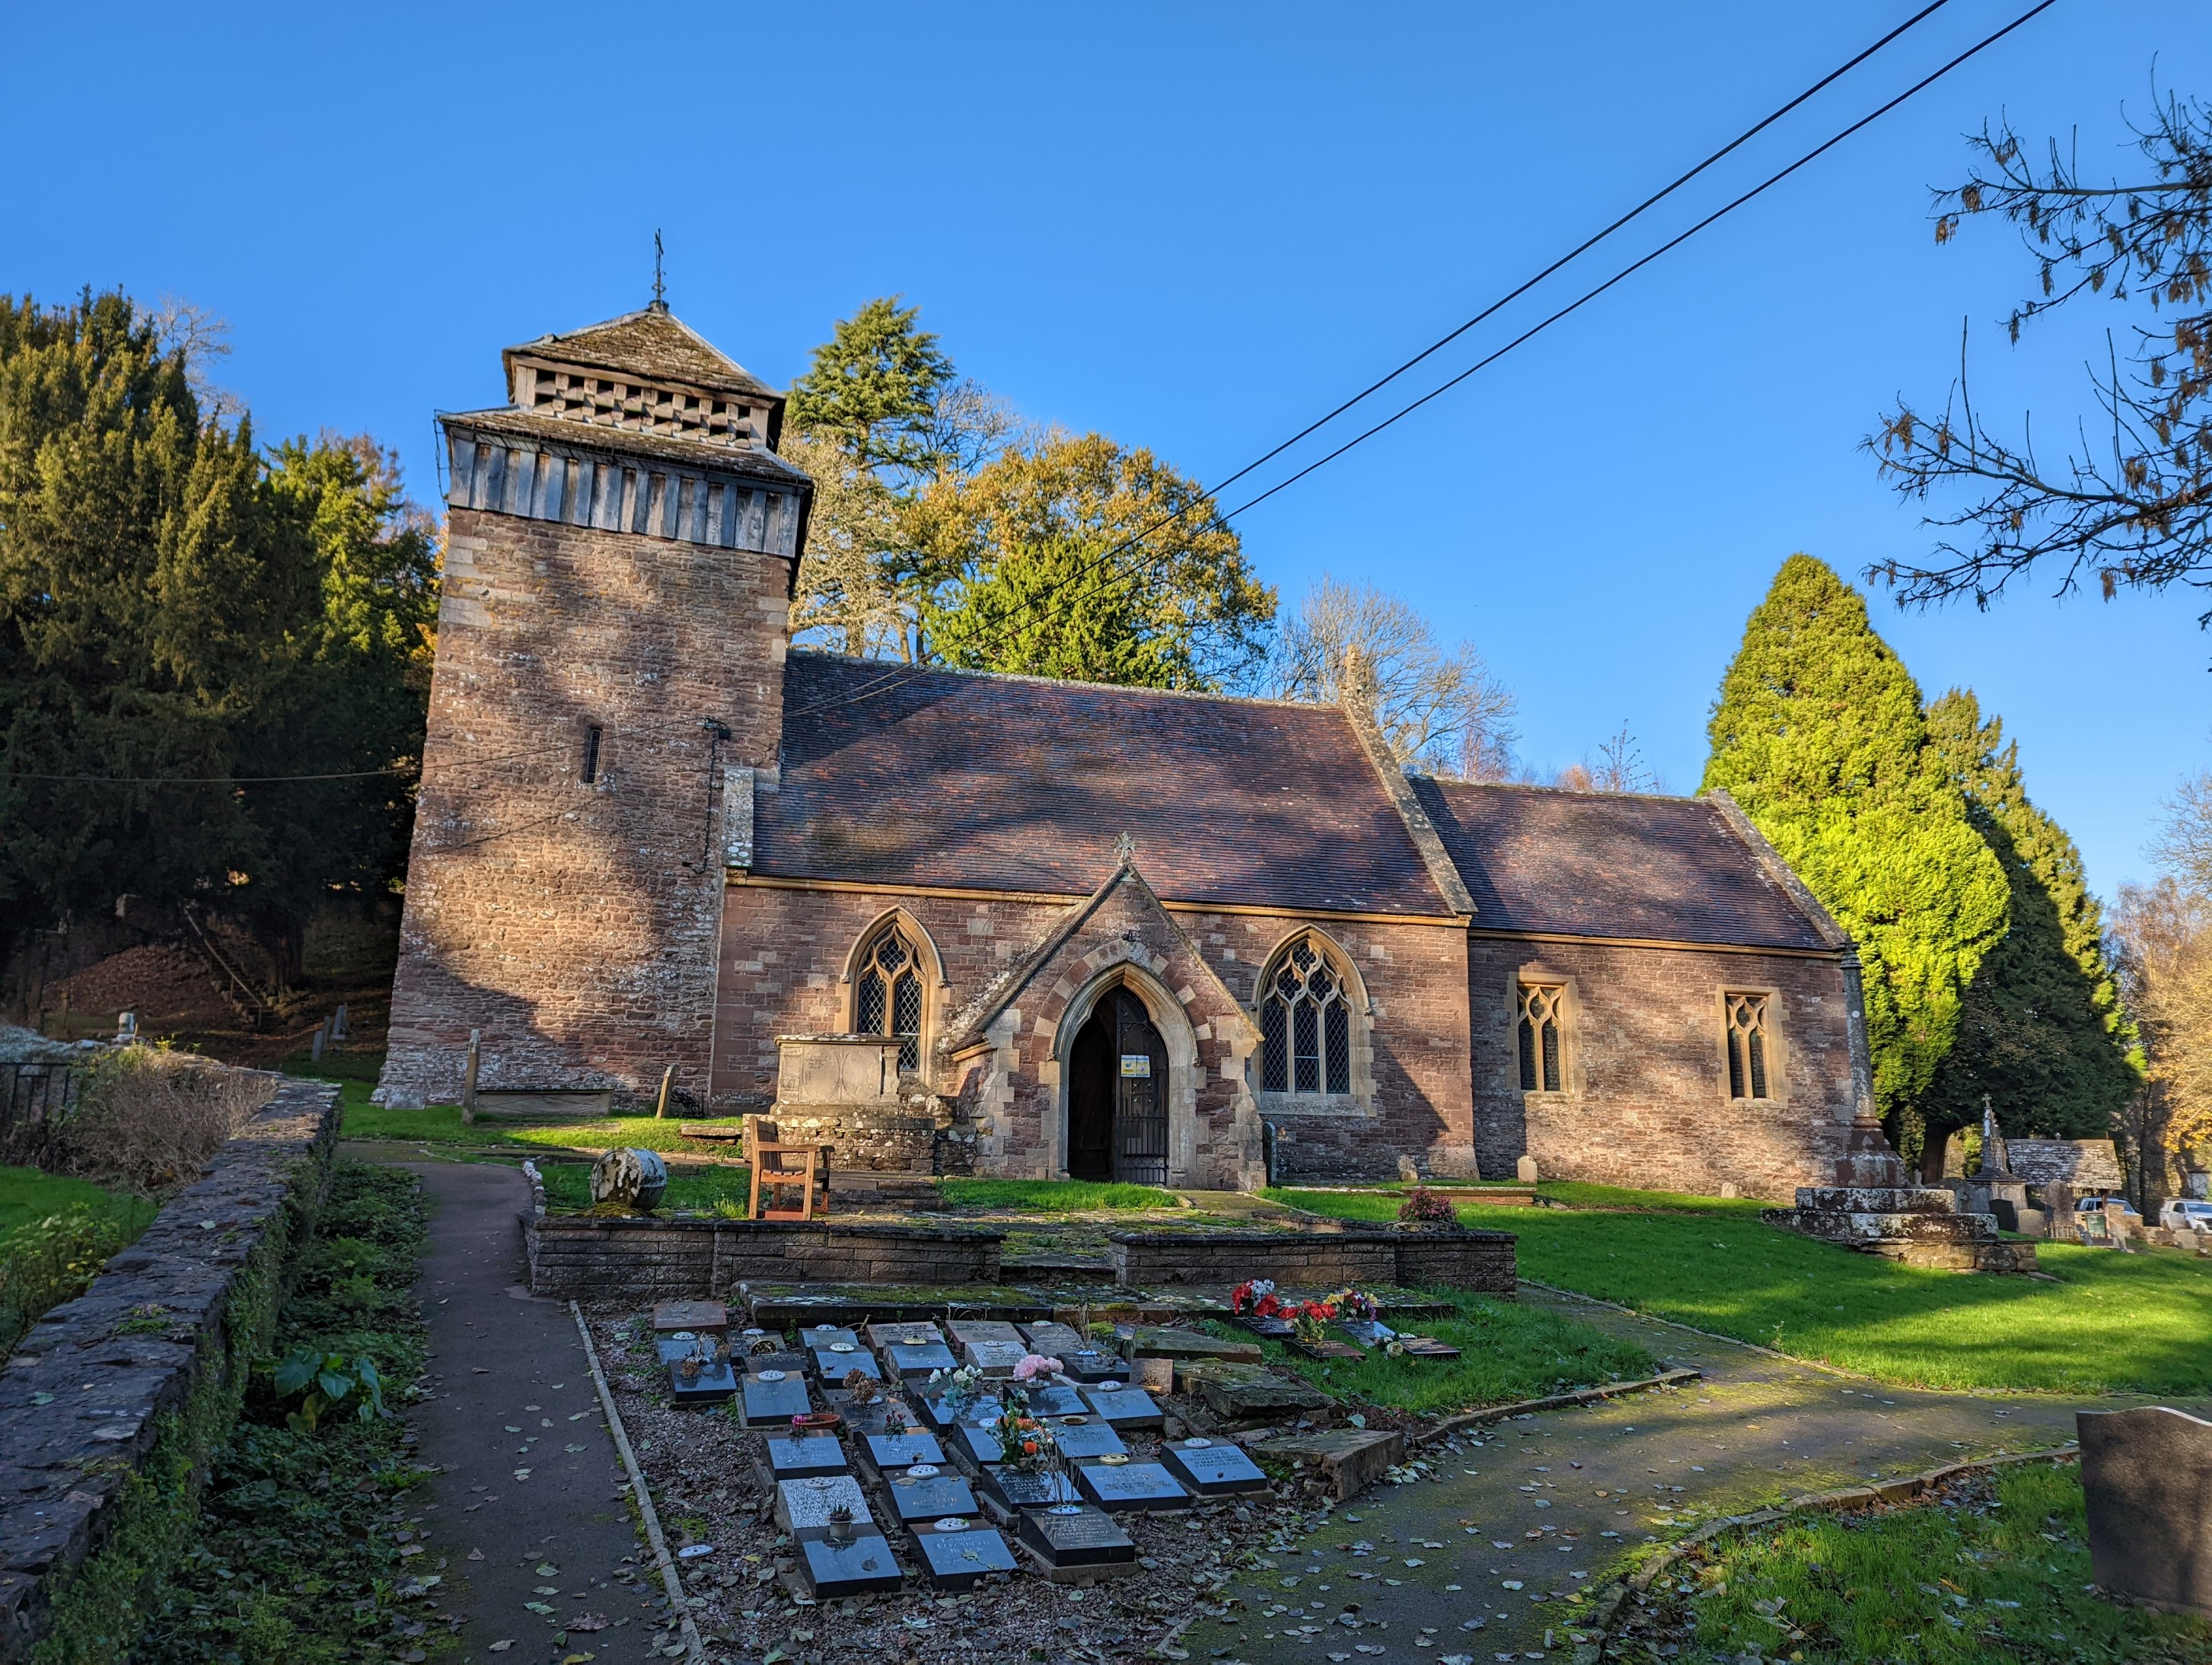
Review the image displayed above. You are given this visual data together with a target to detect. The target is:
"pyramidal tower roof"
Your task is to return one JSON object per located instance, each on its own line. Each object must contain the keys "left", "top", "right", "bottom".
{"left": 505, "top": 305, "right": 778, "bottom": 400}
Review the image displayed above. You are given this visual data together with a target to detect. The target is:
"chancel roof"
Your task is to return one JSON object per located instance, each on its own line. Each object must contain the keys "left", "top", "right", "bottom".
{"left": 1411, "top": 778, "right": 1833, "bottom": 950}
{"left": 757, "top": 655, "right": 1453, "bottom": 915}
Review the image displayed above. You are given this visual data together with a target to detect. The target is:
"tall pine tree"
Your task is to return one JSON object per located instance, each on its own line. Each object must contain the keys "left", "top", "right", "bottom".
{"left": 1700, "top": 556, "right": 2009, "bottom": 1167}
{"left": 1921, "top": 689, "right": 2140, "bottom": 1143}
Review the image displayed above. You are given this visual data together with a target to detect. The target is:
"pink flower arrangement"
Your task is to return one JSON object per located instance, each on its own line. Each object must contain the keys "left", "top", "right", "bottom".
{"left": 1012, "top": 1353, "right": 1063, "bottom": 1382}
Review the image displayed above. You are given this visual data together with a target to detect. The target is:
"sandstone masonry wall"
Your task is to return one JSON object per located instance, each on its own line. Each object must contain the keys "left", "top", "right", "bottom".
{"left": 524, "top": 1218, "right": 1005, "bottom": 1300}
{"left": 1107, "top": 1226, "right": 1516, "bottom": 1294}
{"left": 381, "top": 501, "right": 791, "bottom": 1107}
{"left": 1466, "top": 936, "right": 1858, "bottom": 1199}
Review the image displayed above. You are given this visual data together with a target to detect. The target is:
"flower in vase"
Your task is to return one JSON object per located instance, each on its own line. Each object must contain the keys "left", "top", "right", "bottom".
{"left": 1012, "top": 1354, "right": 1063, "bottom": 1382}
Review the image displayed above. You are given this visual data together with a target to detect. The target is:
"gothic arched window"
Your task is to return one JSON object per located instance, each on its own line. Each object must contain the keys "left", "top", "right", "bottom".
{"left": 854, "top": 922, "right": 925, "bottom": 1073}
{"left": 1258, "top": 936, "right": 1355, "bottom": 1097}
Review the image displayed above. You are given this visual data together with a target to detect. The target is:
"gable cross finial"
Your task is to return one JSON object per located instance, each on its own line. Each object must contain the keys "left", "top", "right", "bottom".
{"left": 651, "top": 229, "right": 668, "bottom": 313}
{"left": 1114, "top": 832, "right": 1136, "bottom": 866}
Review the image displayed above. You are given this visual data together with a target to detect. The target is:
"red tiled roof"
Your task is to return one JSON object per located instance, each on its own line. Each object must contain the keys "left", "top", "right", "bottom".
{"left": 1412, "top": 778, "right": 1832, "bottom": 949}
{"left": 757, "top": 655, "right": 1453, "bottom": 915}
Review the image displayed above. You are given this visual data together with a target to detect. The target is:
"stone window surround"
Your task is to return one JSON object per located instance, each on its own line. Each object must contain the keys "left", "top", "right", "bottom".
{"left": 838, "top": 907, "right": 949, "bottom": 1080}
{"left": 1248, "top": 926, "right": 1376, "bottom": 1120}
{"left": 1717, "top": 984, "right": 1788, "bottom": 1106}
{"left": 1509, "top": 966, "right": 1581, "bottom": 1102}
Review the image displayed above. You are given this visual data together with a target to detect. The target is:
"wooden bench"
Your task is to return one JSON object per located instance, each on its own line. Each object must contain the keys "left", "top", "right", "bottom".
{"left": 744, "top": 1116, "right": 832, "bottom": 1221}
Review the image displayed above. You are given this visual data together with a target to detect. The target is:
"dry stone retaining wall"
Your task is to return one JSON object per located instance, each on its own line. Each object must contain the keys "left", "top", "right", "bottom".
{"left": 524, "top": 1217, "right": 1006, "bottom": 1300}
{"left": 0, "top": 1077, "right": 339, "bottom": 1664}
{"left": 1107, "top": 1226, "right": 1516, "bottom": 1294}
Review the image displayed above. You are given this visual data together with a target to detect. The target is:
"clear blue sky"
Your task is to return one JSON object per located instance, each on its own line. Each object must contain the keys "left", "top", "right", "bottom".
{"left": 6, "top": 2, "right": 2205, "bottom": 899}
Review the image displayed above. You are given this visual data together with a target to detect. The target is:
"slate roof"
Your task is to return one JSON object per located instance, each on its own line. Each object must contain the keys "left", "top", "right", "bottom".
{"left": 1410, "top": 778, "right": 1832, "bottom": 950}
{"left": 503, "top": 307, "right": 781, "bottom": 403}
{"left": 439, "top": 406, "right": 812, "bottom": 488}
{"left": 757, "top": 654, "right": 1452, "bottom": 915}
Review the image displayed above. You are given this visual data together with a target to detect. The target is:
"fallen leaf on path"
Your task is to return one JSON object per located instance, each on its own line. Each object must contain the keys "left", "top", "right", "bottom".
{"left": 488, "top": 1644, "right": 513, "bottom": 1654}
{"left": 569, "top": 1614, "right": 608, "bottom": 1632}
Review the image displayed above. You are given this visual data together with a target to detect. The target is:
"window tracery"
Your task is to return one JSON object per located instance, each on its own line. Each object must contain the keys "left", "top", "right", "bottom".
{"left": 1258, "top": 936, "right": 1355, "bottom": 1097}
{"left": 1725, "top": 992, "right": 1771, "bottom": 1100}
{"left": 854, "top": 922, "right": 925, "bottom": 1072}
{"left": 1517, "top": 982, "right": 1566, "bottom": 1094}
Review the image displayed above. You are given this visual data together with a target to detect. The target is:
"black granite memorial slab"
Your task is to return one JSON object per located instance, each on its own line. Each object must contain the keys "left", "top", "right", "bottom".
{"left": 864, "top": 1433, "right": 946, "bottom": 1472}
{"left": 1234, "top": 1314, "right": 1295, "bottom": 1339}
{"left": 1019, "top": 1320, "right": 1088, "bottom": 1356}
{"left": 887, "top": 1342, "right": 959, "bottom": 1379}
{"left": 963, "top": 1339, "right": 1028, "bottom": 1376}
{"left": 1159, "top": 1437, "right": 1268, "bottom": 1495}
{"left": 822, "top": 1389, "right": 898, "bottom": 1435}
{"left": 1042, "top": 1418, "right": 1127, "bottom": 1461}
{"left": 913, "top": 1523, "right": 1018, "bottom": 1590}
{"left": 866, "top": 1321, "right": 944, "bottom": 1351}
{"left": 797, "top": 1532, "right": 903, "bottom": 1598}
{"left": 1015, "top": 1502, "right": 1136, "bottom": 1568}
{"left": 815, "top": 1348, "right": 881, "bottom": 1381}
{"left": 766, "top": 1432, "right": 849, "bottom": 1481}
{"left": 947, "top": 1319, "right": 1024, "bottom": 1348}
{"left": 1058, "top": 1349, "right": 1129, "bottom": 1384}
{"left": 743, "top": 1350, "right": 811, "bottom": 1377}
{"left": 777, "top": 1473, "right": 875, "bottom": 1532}
{"left": 1021, "top": 1384, "right": 1087, "bottom": 1419}
{"left": 668, "top": 1360, "right": 739, "bottom": 1406}
{"left": 912, "top": 1390, "right": 1003, "bottom": 1430}
{"left": 656, "top": 1336, "right": 726, "bottom": 1367}
{"left": 1074, "top": 1460, "right": 1190, "bottom": 1512}
{"left": 952, "top": 1424, "right": 1006, "bottom": 1468}
{"left": 1338, "top": 1319, "right": 1395, "bottom": 1348}
{"left": 741, "top": 1373, "right": 813, "bottom": 1427}
{"left": 980, "top": 1466, "right": 1080, "bottom": 1511}
{"left": 1081, "top": 1386, "right": 1165, "bottom": 1431}
{"left": 881, "top": 1470, "right": 979, "bottom": 1526}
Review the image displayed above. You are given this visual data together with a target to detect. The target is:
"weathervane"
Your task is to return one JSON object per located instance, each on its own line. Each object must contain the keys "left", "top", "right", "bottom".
{"left": 652, "top": 229, "right": 667, "bottom": 312}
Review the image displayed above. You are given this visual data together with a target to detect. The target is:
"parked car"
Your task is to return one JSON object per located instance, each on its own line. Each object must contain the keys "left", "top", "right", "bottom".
{"left": 2158, "top": 1199, "right": 2212, "bottom": 1232}
{"left": 2070, "top": 1195, "right": 2141, "bottom": 1220}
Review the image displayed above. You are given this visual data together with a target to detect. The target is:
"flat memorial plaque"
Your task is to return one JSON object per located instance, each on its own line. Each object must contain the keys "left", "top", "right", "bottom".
{"left": 881, "top": 1470, "right": 980, "bottom": 1525}
{"left": 886, "top": 1342, "right": 959, "bottom": 1379}
{"left": 1082, "top": 1386, "right": 1165, "bottom": 1431}
{"left": 655, "top": 1336, "right": 723, "bottom": 1367}
{"left": 980, "top": 1466, "right": 1080, "bottom": 1511}
{"left": 1019, "top": 1320, "right": 1088, "bottom": 1356}
{"left": 824, "top": 1390, "right": 902, "bottom": 1437}
{"left": 1339, "top": 1319, "right": 1395, "bottom": 1347}
{"left": 668, "top": 1360, "right": 739, "bottom": 1406}
{"left": 766, "top": 1432, "right": 849, "bottom": 1481}
{"left": 952, "top": 1424, "right": 1006, "bottom": 1469}
{"left": 777, "top": 1473, "right": 875, "bottom": 1531}
{"left": 964, "top": 1339, "right": 1028, "bottom": 1376}
{"left": 1159, "top": 1437, "right": 1268, "bottom": 1495}
{"left": 1022, "top": 1384, "right": 1087, "bottom": 1419}
{"left": 1075, "top": 1460, "right": 1190, "bottom": 1513}
{"left": 816, "top": 1348, "right": 882, "bottom": 1382}
{"left": 1043, "top": 1418, "right": 1127, "bottom": 1461}
{"left": 798, "top": 1325, "right": 862, "bottom": 1351}
{"left": 653, "top": 1300, "right": 729, "bottom": 1336}
{"left": 866, "top": 1321, "right": 944, "bottom": 1352}
{"left": 1058, "top": 1349, "right": 1129, "bottom": 1385}
{"left": 1235, "top": 1313, "right": 1295, "bottom": 1339}
{"left": 864, "top": 1431, "right": 946, "bottom": 1472}
{"left": 1015, "top": 1502, "right": 1136, "bottom": 1568}
{"left": 914, "top": 1523, "right": 1018, "bottom": 1589}
{"left": 741, "top": 1374, "right": 813, "bottom": 1427}
{"left": 798, "top": 1532, "right": 902, "bottom": 1598}
{"left": 947, "top": 1319, "right": 1024, "bottom": 1348}
{"left": 912, "top": 1390, "right": 1003, "bottom": 1430}
{"left": 743, "top": 1350, "right": 811, "bottom": 1377}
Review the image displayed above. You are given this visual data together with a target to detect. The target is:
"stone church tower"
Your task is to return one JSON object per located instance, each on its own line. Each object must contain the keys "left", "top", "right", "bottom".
{"left": 377, "top": 305, "right": 812, "bottom": 1108}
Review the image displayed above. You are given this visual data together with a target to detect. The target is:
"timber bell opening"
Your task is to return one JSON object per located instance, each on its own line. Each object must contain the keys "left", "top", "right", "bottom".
{"left": 1066, "top": 987, "right": 1169, "bottom": 1186}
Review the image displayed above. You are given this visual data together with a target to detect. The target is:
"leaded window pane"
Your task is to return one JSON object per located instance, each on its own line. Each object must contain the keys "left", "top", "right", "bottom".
{"left": 1726, "top": 993, "right": 1771, "bottom": 1100}
{"left": 1324, "top": 1001, "right": 1350, "bottom": 1094}
{"left": 1518, "top": 984, "right": 1566, "bottom": 1094}
{"left": 875, "top": 938, "right": 907, "bottom": 973}
{"left": 1262, "top": 999, "right": 1288, "bottom": 1091}
{"left": 1726, "top": 1030, "right": 1745, "bottom": 1099}
{"left": 857, "top": 969, "right": 887, "bottom": 1034}
{"left": 1748, "top": 1030, "right": 1767, "bottom": 1099}
{"left": 1541, "top": 1017, "right": 1560, "bottom": 1093}
{"left": 1293, "top": 1001, "right": 1319, "bottom": 1092}
{"left": 1519, "top": 1017, "right": 1538, "bottom": 1092}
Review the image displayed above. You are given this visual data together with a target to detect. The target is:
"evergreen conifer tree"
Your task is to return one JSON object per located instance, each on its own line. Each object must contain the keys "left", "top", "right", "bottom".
{"left": 1920, "top": 690, "right": 2140, "bottom": 1146}
{"left": 1700, "top": 555, "right": 2009, "bottom": 1165}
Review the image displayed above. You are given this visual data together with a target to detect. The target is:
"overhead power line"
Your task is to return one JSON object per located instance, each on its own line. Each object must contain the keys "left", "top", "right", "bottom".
{"left": 971, "top": 0, "right": 2056, "bottom": 655}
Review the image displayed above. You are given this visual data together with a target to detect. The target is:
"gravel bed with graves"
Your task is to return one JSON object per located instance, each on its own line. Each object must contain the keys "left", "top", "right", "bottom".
{"left": 585, "top": 1304, "right": 1337, "bottom": 1665}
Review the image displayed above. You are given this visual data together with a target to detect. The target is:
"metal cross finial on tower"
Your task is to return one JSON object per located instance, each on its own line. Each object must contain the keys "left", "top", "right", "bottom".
{"left": 651, "top": 230, "right": 668, "bottom": 313}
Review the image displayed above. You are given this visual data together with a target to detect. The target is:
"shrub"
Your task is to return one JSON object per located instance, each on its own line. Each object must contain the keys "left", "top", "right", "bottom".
{"left": 65, "top": 1049, "right": 276, "bottom": 1195}
{"left": 1398, "top": 1186, "right": 1458, "bottom": 1223}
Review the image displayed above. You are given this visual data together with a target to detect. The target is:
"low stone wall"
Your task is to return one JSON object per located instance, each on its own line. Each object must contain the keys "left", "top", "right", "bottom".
{"left": 1108, "top": 1226, "right": 1517, "bottom": 1294}
{"left": 0, "top": 1077, "right": 339, "bottom": 1664}
{"left": 525, "top": 1217, "right": 1006, "bottom": 1300}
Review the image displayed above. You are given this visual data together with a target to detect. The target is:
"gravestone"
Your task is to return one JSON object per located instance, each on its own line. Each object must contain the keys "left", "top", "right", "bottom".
{"left": 1159, "top": 1437, "right": 1269, "bottom": 1496}
{"left": 1074, "top": 1460, "right": 1191, "bottom": 1512}
{"left": 1082, "top": 1386, "right": 1165, "bottom": 1431}
{"left": 1235, "top": 1313, "right": 1296, "bottom": 1339}
{"left": 980, "top": 1466, "right": 1080, "bottom": 1511}
{"left": 1020, "top": 1320, "right": 1088, "bottom": 1356}
{"left": 953, "top": 1424, "right": 1007, "bottom": 1468}
{"left": 776, "top": 1473, "right": 875, "bottom": 1533}
{"left": 1057, "top": 1349, "right": 1129, "bottom": 1384}
{"left": 1020, "top": 1383, "right": 1088, "bottom": 1419}
{"left": 963, "top": 1339, "right": 1028, "bottom": 1376}
{"left": 814, "top": 1348, "right": 881, "bottom": 1381}
{"left": 881, "top": 1469, "right": 980, "bottom": 1526}
{"left": 948, "top": 1319, "right": 1025, "bottom": 1348}
{"left": 825, "top": 1389, "right": 902, "bottom": 1437}
{"left": 864, "top": 1432, "right": 946, "bottom": 1472}
{"left": 766, "top": 1432, "right": 849, "bottom": 1481}
{"left": 653, "top": 1300, "right": 729, "bottom": 1337}
{"left": 1516, "top": 1154, "right": 1540, "bottom": 1183}
{"left": 913, "top": 1521, "right": 1018, "bottom": 1590}
{"left": 798, "top": 1325, "right": 861, "bottom": 1351}
{"left": 1015, "top": 1502, "right": 1137, "bottom": 1570}
{"left": 743, "top": 1349, "right": 811, "bottom": 1377}
{"left": 798, "top": 1533, "right": 903, "bottom": 1598}
{"left": 668, "top": 1359, "right": 739, "bottom": 1406}
{"left": 741, "top": 1372, "right": 813, "bottom": 1427}
{"left": 2078, "top": 1406, "right": 2212, "bottom": 1617}
{"left": 655, "top": 1336, "right": 722, "bottom": 1367}
{"left": 1044, "top": 1418, "right": 1128, "bottom": 1461}
{"left": 1124, "top": 1326, "right": 1264, "bottom": 1365}
{"left": 914, "top": 1390, "right": 1002, "bottom": 1430}
{"left": 866, "top": 1320, "right": 945, "bottom": 1351}
{"left": 886, "top": 1342, "right": 959, "bottom": 1379}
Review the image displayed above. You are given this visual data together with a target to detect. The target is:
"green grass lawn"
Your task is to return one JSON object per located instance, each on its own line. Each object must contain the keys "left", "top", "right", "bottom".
{"left": 0, "top": 1164, "right": 142, "bottom": 1244}
{"left": 1270, "top": 1184, "right": 2212, "bottom": 1395}
{"left": 339, "top": 1100, "right": 751, "bottom": 1154}
{"left": 1211, "top": 1291, "right": 1654, "bottom": 1415}
{"left": 938, "top": 1178, "right": 1181, "bottom": 1212}
{"left": 1643, "top": 1461, "right": 2212, "bottom": 1664}
{"left": 536, "top": 1160, "right": 758, "bottom": 1215}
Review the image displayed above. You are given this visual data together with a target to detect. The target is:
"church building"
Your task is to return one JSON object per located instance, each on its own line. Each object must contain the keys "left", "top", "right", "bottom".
{"left": 377, "top": 305, "right": 1902, "bottom": 1201}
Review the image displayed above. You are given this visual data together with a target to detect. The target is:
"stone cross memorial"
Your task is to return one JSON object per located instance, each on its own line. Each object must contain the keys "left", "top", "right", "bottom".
{"left": 2078, "top": 1406, "right": 2212, "bottom": 1617}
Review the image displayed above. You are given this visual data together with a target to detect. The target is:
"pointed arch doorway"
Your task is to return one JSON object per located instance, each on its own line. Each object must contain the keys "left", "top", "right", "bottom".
{"left": 1066, "top": 986, "right": 1169, "bottom": 1185}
